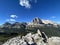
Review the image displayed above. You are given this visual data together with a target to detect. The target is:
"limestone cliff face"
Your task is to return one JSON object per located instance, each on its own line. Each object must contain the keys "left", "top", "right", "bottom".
{"left": 2, "top": 29, "right": 48, "bottom": 45}
{"left": 26, "top": 17, "right": 58, "bottom": 28}
{"left": 3, "top": 29, "right": 60, "bottom": 45}
{"left": 32, "top": 17, "right": 43, "bottom": 24}
{"left": 26, "top": 17, "right": 44, "bottom": 28}
{"left": 48, "top": 37, "right": 60, "bottom": 45}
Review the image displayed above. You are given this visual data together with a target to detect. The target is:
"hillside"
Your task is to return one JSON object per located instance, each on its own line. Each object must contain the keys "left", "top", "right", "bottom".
{"left": 0, "top": 17, "right": 60, "bottom": 44}
{"left": 2, "top": 30, "right": 60, "bottom": 45}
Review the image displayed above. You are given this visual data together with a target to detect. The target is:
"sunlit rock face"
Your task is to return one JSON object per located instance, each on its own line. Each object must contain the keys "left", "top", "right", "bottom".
{"left": 32, "top": 17, "right": 43, "bottom": 24}
{"left": 3, "top": 36, "right": 27, "bottom": 45}
{"left": 48, "top": 37, "right": 60, "bottom": 45}
{"left": 26, "top": 17, "right": 44, "bottom": 29}
{"left": 2, "top": 29, "right": 48, "bottom": 45}
{"left": 26, "top": 17, "right": 58, "bottom": 28}
{"left": 2, "top": 29, "right": 60, "bottom": 45}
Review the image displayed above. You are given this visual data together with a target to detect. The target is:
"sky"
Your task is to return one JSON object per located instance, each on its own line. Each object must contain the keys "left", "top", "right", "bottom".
{"left": 0, "top": 0, "right": 60, "bottom": 24}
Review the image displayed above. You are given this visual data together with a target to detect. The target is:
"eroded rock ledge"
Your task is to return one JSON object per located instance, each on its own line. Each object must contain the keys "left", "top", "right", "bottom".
{"left": 3, "top": 29, "right": 60, "bottom": 45}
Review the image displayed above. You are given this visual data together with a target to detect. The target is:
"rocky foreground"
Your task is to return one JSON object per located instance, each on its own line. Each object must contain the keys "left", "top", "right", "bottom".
{"left": 2, "top": 29, "right": 60, "bottom": 45}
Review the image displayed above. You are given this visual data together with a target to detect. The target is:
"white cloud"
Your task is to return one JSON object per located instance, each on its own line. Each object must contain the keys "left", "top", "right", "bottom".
{"left": 19, "top": 0, "right": 31, "bottom": 8}
{"left": 10, "top": 19, "right": 16, "bottom": 22}
{"left": 10, "top": 15, "right": 18, "bottom": 18}
{"left": 51, "top": 16, "right": 56, "bottom": 18}
{"left": 19, "top": 0, "right": 37, "bottom": 8}
{"left": 6, "top": 15, "right": 17, "bottom": 22}
{"left": 6, "top": 19, "right": 16, "bottom": 22}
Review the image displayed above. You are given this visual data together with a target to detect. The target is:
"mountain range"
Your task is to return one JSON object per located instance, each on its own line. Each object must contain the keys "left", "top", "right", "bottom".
{"left": 0, "top": 17, "right": 59, "bottom": 29}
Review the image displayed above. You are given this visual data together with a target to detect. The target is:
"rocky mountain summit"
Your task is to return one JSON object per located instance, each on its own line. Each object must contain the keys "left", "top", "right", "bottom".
{"left": 26, "top": 17, "right": 58, "bottom": 28}
{"left": 0, "top": 17, "right": 59, "bottom": 29}
{"left": 32, "top": 17, "right": 43, "bottom": 24}
{"left": 1, "top": 22, "right": 26, "bottom": 29}
{"left": 28, "top": 17, "right": 57, "bottom": 25}
{"left": 2, "top": 29, "right": 60, "bottom": 45}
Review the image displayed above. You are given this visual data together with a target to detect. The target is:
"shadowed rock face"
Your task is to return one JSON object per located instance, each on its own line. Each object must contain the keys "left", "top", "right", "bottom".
{"left": 32, "top": 17, "right": 43, "bottom": 24}
{"left": 2, "top": 29, "right": 60, "bottom": 45}
{"left": 2, "top": 22, "right": 26, "bottom": 29}
{"left": 2, "top": 22, "right": 12, "bottom": 28}
{"left": 11, "top": 22, "right": 21, "bottom": 28}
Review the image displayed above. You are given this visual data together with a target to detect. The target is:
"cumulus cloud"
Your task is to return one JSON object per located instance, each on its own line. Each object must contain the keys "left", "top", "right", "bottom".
{"left": 19, "top": 0, "right": 31, "bottom": 8}
{"left": 10, "top": 15, "right": 18, "bottom": 18}
{"left": 19, "top": 0, "right": 37, "bottom": 8}
{"left": 10, "top": 19, "right": 16, "bottom": 22}
{"left": 6, "top": 19, "right": 16, "bottom": 22}
{"left": 5, "top": 15, "right": 18, "bottom": 22}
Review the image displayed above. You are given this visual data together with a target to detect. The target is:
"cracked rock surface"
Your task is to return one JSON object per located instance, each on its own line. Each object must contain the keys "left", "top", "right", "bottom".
{"left": 2, "top": 29, "right": 60, "bottom": 45}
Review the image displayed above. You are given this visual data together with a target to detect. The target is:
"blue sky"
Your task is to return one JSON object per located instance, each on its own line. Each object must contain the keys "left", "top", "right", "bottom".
{"left": 0, "top": 0, "right": 60, "bottom": 24}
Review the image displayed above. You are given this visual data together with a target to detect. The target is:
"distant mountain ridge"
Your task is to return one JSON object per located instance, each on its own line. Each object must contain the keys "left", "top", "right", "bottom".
{"left": 32, "top": 17, "right": 57, "bottom": 25}
{"left": 42, "top": 19, "right": 57, "bottom": 25}
{"left": 0, "top": 17, "right": 59, "bottom": 29}
{"left": 27, "top": 17, "right": 58, "bottom": 28}
{"left": 0, "top": 17, "right": 60, "bottom": 43}
{"left": 1, "top": 22, "right": 27, "bottom": 29}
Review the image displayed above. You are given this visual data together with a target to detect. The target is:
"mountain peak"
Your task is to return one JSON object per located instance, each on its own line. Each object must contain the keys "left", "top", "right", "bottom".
{"left": 32, "top": 17, "right": 43, "bottom": 24}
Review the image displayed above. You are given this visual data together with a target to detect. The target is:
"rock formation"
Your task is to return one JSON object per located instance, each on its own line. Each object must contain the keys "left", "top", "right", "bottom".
{"left": 11, "top": 22, "right": 21, "bottom": 28}
{"left": 26, "top": 17, "right": 44, "bottom": 29}
{"left": 48, "top": 37, "right": 60, "bottom": 45}
{"left": 2, "top": 22, "right": 11, "bottom": 28}
{"left": 26, "top": 17, "right": 58, "bottom": 28}
{"left": 2, "top": 29, "right": 60, "bottom": 45}
{"left": 32, "top": 17, "right": 43, "bottom": 24}
{"left": 2, "top": 29, "right": 48, "bottom": 45}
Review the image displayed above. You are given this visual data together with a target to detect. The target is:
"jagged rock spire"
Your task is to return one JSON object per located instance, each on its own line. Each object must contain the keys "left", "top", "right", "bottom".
{"left": 37, "top": 29, "right": 42, "bottom": 36}
{"left": 32, "top": 17, "right": 43, "bottom": 24}
{"left": 3, "top": 29, "right": 60, "bottom": 45}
